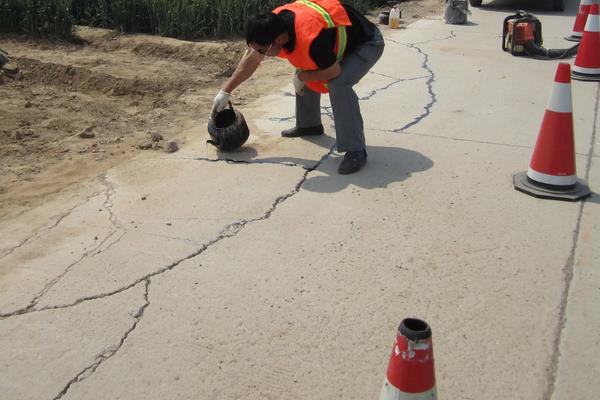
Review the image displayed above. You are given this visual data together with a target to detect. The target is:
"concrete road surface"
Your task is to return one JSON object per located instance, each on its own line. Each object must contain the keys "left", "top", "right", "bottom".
{"left": 1, "top": 0, "right": 598, "bottom": 399}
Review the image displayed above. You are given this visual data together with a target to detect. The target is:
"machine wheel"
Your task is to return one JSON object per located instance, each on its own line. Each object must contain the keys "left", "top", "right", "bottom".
{"left": 553, "top": 0, "right": 564, "bottom": 11}
{"left": 469, "top": 0, "right": 482, "bottom": 7}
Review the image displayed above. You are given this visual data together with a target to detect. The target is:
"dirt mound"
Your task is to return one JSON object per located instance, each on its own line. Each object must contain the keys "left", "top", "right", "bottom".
{"left": 130, "top": 41, "right": 245, "bottom": 65}
{"left": 14, "top": 57, "right": 201, "bottom": 97}
{"left": 75, "top": 26, "right": 246, "bottom": 76}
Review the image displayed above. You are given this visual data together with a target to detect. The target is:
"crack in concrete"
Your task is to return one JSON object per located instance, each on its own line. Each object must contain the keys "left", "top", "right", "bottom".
{"left": 385, "top": 38, "right": 440, "bottom": 132}
{"left": 267, "top": 33, "right": 455, "bottom": 132}
{"left": 411, "top": 31, "right": 457, "bottom": 46}
{"left": 1, "top": 30, "right": 453, "bottom": 321}
{"left": 359, "top": 74, "right": 429, "bottom": 101}
{"left": 52, "top": 279, "right": 150, "bottom": 400}
{"left": 0, "top": 191, "right": 103, "bottom": 260}
{"left": 544, "top": 84, "right": 599, "bottom": 400}
{"left": 269, "top": 115, "right": 296, "bottom": 123}
{"left": 194, "top": 156, "right": 308, "bottom": 169}
{"left": 0, "top": 145, "right": 336, "bottom": 318}
{"left": 139, "top": 231, "right": 203, "bottom": 246}
{"left": 0, "top": 176, "right": 125, "bottom": 320}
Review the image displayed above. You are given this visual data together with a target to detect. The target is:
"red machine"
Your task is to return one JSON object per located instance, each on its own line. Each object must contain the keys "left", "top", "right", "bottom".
{"left": 502, "top": 11, "right": 578, "bottom": 59}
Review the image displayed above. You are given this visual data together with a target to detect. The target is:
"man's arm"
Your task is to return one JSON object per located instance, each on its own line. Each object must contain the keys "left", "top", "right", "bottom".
{"left": 300, "top": 28, "right": 341, "bottom": 83}
{"left": 222, "top": 48, "right": 264, "bottom": 93}
{"left": 298, "top": 62, "right": 342, "bottom": 82}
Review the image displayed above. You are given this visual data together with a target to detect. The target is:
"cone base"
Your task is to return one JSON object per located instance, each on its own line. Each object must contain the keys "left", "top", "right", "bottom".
{"left": 564, "top": 35, "right": 582, "bottom": 42}
{"left": 380, "top": 379, "right": 437, "bottom": 400}
{"left": 571, "top": 70, "right": 600, "bottom": 82}
{"left": 513, "top": 172, "right": 591, "bottom": 201}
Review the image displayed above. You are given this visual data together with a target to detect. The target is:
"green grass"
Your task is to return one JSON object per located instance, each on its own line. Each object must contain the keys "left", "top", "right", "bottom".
{"left": 1, "top": 0, "right": 377, "bottom": 40}
{"left": 0, "top": 0, "right": 73, "bottom": 38}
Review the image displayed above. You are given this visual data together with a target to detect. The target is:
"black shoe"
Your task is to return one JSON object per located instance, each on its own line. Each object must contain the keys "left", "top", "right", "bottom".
{"left": 281, "top": 125, "right": 324, "bottom": 138}
{"left": 338, "top": 149, "right": 367, "bottom": 175}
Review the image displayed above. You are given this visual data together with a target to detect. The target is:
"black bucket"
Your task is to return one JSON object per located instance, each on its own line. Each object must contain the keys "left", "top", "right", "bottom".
{"left": 207, "top": 102, "right": 250, "bottom": 151}
{"left": 379, "top": 11, "right": 390, "bottom": 25}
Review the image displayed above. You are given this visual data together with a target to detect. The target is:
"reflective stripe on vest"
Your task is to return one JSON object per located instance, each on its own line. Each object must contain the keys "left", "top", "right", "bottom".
{"left": 322, "top": 26, "right": 347, "bottom": 91}
{"left": 298, "top": 0, "right": 347, "bottom": 62}
{"left": 298, "top": 0, "right": 335, "bottom": 27}
{"left": 274, "top": 0, "right": 351, "bottom": 93}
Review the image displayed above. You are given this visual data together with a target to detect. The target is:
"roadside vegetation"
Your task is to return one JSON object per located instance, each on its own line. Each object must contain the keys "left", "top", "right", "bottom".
{"left": 0, "top": 0, "right": 384, "bottom": 40}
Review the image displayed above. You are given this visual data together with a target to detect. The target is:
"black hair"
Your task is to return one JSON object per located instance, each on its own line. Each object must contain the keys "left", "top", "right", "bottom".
{"left": 246, "top": 12, "right": 288, "bottom": 46}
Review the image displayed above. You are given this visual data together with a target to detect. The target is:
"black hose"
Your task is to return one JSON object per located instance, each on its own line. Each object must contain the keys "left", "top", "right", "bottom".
{"left": 524, "top": 40, "right": 579, "bottom": 59}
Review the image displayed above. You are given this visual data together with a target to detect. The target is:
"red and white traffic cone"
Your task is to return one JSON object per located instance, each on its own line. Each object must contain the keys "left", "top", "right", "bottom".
{"left": 514, "top": 63, "right": 590, "bottom": 201}
{"left": 566, "top": 0, "right": 593, "bottom": 41}
{"left": 379, "top": 318, "right": 437, "bottom": 400}
{"left": 572, "top": 4, "right": 600, "bottom": 81}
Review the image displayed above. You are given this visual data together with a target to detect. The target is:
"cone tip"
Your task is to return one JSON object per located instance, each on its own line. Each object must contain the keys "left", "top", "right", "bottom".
{"left": 399, "top": 318, "right": 432, "bottom": 341}
{"left": 555, "top": 63, "right": 571, "bottom": 84}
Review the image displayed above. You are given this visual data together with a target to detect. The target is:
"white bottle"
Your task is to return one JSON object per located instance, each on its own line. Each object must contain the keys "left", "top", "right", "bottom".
{"left": 389, "top": 5, "right": 400, "bottom": 29}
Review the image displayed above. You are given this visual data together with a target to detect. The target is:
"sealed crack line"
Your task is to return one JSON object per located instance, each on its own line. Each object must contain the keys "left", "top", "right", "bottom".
{"left": 410, "top": 31, "right": 457, "bottom": 46}
{"left": 385, "top": 38, "right": 439, "bottom": 133}
{"left": 0, "top": 145, "right": 336, "bottom": 318}
{"left": 267, "top": 40, "right": 447, "bottom": 128}
{"left": 369, "top": 70, "right": 405, "bottom": 81}
{"left": 359, "top": 74, "right": 429, "bottom": 101}
{"left": 268, "top": 78, "right": 415, "bottom": 123}
{"left": 0, "top": 177, "right": 125, "bottom": 320}
{"left": 193, "top": 156, "right": 308, "bottom": 170}
{"left": 52, "top": 279, "right": 150, "bottom": 400}
{"left": 544, "top": 84, "right": 599, "bottom": 400}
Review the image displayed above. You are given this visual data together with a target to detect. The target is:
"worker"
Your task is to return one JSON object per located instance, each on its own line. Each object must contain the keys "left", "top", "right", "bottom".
{"left": 211, "top": 0, "right": 385, "bottom": 174}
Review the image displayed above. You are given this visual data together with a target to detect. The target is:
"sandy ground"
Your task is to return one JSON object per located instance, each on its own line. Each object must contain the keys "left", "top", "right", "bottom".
{"left": 0, "top": 0, "right": 444, "bottom": 221}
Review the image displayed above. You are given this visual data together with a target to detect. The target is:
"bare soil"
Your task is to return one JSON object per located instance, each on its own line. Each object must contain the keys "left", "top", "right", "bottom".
{"left": 0, "top": 0, "right": 443, "bottom": 220}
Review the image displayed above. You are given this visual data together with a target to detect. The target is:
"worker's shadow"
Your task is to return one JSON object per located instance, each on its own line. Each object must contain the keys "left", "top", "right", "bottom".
{"left": 252, "top": 136, "right": 434, "bottom": 194}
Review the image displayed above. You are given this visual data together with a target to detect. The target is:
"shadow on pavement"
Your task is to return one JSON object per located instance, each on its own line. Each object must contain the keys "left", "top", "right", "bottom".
{"left": 584, "top": 191, "right": 600, "bottom": 204}
{"left": 258, "top": 145, "right": 434, "bottom": 194}
{"left": 304, "top": 146, "right": 434, "bottom": 193}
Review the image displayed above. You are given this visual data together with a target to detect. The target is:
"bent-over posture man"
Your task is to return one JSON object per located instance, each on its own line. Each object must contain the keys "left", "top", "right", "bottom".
{"left": 212, "top": 0, "right": 385, "bottom": 174}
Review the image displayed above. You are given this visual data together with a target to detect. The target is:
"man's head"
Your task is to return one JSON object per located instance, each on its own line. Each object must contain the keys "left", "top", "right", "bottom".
{"left": 246, "top": 12, "right": 289, "bottom": 57}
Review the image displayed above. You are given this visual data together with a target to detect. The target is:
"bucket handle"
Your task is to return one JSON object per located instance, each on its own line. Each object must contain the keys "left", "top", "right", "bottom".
{"left": 211, "top": 101, "right": 234, "bottom": 122}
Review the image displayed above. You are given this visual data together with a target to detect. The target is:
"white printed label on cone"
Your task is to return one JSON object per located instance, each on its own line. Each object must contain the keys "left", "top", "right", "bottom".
{"left": 547, "top": 83, "right": 573, "bottom": 113}
{"left": 527, "top": 168, "right": 577, "bottom": 186}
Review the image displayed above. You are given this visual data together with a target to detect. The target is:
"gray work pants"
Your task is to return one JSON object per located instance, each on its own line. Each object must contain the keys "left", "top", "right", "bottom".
{"left": 295, "top": 27, "right": 385, "bottom": 152}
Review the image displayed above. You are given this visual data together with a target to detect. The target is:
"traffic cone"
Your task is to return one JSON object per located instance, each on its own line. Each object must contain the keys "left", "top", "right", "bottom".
{"left": 565, "top": 0, "right": 592, "bottom": 41}
{"left": 572, "top": 4, "right": 600, "bottom": 81}
{"left": 514, "top": 63, "right": 590, "bottom": 201}
{"left": 379, "top": 318, "right": 437, "bottom": 400}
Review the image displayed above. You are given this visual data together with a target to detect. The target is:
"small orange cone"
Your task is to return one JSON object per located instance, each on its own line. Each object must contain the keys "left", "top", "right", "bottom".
{"left": 379, "top": 318, "right": 437, "bottom": 400}
{"left": 514, "top": 63, "right": 590, "bottom": 201}
{"left": 566, "top": 0, "right": 593, "bottom": 42}
{"left": 572, "top": 4, "right": 600, "bottom": 81}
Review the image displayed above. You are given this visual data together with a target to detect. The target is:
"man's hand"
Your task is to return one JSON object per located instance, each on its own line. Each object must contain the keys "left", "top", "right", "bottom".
{"left": 293, "top": 70, "right": 305, "bottom": 96}
{"left": 212, "top": 90, "right": 230, "bottom": 114}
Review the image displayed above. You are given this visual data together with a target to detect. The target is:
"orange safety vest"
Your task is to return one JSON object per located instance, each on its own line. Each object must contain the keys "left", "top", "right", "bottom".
{"left": 273, "top": 0, "right": 351, "bottom": 94}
